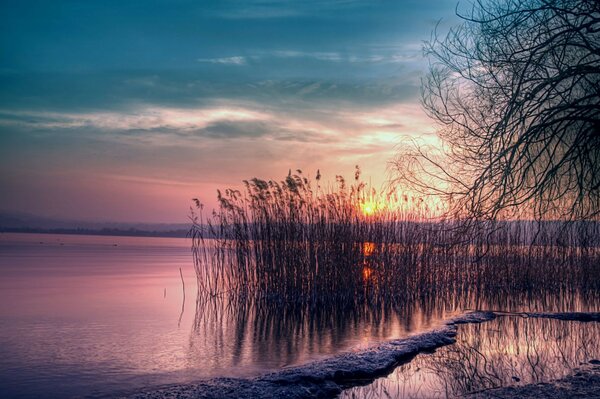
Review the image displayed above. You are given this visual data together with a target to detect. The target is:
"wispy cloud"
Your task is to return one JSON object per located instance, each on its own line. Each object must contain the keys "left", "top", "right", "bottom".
{"left": 254, "top": 49, "right": 422, "bottom": 64}
{"left": 0, "top": 102, "right": 435, "bottom": 149}
{"left": 196, "top": 51, "right": 417, "bottom": 66}
{"left": 271, "top": 50, "right": 344, "bottom": 62}
{"left": 197, "top": 56, "right": 247, "bottom": 65}
{"left": 209, "top": 0, "right": 373, "bottom": 19}
{"left": 0, "top": 106, "right": 269, "bottom": 132}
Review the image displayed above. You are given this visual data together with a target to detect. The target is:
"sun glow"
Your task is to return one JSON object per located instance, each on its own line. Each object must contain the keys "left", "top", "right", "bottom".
{"left": 361, "top": 202, "right": 377, "bottom": 216}
{"left": 360, "top": 198, "right": 388, "bottom": 217}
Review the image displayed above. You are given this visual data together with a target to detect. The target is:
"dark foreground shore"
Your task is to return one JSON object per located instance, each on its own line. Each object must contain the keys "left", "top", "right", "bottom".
{"left": 469, "top": 360, "right": 600, "bottom": 398}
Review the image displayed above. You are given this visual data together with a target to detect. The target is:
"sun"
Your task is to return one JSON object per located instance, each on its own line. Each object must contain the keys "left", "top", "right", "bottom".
{"left": 360, "top": 200, "right": 380, "bottom": 217}
{"left": 362, "top": 203, "right": 375, "bottom": 216}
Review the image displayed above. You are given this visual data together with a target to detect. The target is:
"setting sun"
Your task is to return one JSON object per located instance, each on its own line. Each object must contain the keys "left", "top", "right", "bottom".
{"left": 361, "top": 202, "right": 377, "bottom": 216}
{"left": 360, "top": 199, "right": 387, "bottom": 217}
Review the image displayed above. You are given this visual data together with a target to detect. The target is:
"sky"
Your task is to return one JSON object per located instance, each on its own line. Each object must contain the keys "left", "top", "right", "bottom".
{"left": 0, "top": 0, "right": 460, "bottom": 223}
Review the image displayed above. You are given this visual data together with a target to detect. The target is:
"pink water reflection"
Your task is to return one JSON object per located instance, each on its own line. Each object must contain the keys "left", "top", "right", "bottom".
{"left": 0, "top": 233, "right": 447, "bottom": 398}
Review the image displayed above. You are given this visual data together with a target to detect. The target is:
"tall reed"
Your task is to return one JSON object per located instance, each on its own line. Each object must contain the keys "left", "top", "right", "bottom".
{"left": 189, "top": 168, "right": 600, "bottom": 306}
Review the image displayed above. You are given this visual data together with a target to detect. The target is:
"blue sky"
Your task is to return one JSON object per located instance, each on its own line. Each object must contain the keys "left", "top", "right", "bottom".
{"left": 0, "top": 0, "right": 460, "bottom": 222}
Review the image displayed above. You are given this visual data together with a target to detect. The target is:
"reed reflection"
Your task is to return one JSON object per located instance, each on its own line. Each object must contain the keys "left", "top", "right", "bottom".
{"left": 188, "top": 277, "right": 600, "bottom": 379}
{"left": 189, "top": 295, "right": 440, "bottom": 373}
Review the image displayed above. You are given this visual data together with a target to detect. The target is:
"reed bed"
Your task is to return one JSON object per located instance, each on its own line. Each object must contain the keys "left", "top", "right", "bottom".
{"left": 189, "top": 169, "right": 600, "bottom": 306}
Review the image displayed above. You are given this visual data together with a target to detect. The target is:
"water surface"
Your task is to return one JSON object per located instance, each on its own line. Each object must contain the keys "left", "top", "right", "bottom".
{"left": 0, "top": 233, "right": 454, "bottom": 398}
{"left": 1, "top": 232, "right": 598, "bottom": 398}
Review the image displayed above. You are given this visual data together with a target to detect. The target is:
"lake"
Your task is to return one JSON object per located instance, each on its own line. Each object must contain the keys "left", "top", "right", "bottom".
{"left": 0, "top": 232, "right": 598, "bottom": 398}
{"left": 0, "top": 233, "right": 455, "bottom": 398}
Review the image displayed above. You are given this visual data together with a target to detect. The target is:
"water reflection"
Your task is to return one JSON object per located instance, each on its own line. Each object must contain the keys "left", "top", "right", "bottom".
{"left": 190, "top": 296, "right": 449, "bottom": 372}
{"left": 186, "top": 280, "right": 600, "bottom": 383}
{"left": 341, "top": 316, "right": 600, "bottom": 398}
{"left": 185, "top": 234, "right": 599, "bottom": 379}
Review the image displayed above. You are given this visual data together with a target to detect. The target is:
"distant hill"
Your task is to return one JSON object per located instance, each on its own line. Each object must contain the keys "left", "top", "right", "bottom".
{"left": 0, "top": 211, "right": 190, "bottom": 238}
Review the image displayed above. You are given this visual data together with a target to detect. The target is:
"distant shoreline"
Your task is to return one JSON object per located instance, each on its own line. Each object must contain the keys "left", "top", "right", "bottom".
{"left": 0, "top": 227, "right": 189, "bottom": 239}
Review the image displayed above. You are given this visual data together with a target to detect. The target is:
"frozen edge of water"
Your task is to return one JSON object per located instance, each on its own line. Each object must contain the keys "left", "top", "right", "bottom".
{"left": 525, "top": 311, "right": 600, "bottom": 322}
{"left": 483, "top": 310, "right": 600, "bottom": 322}
{"left": 122, "top": 311, "right": 496, "bottom": 399}
{"left": 122, "top": 311, "right": 600, "bottom": 399}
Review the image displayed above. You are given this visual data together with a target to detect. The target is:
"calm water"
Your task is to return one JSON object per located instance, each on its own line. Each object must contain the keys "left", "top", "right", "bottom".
{"left": 1, "top": 232, "right": 598, "bottom": 398}
{"left": 0, "top": 233, "right": 453, "bottom": 398}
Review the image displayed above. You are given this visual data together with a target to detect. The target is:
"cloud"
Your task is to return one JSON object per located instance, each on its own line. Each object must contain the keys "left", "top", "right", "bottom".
{"left": 0, "top": 101, "right": 436, "bottom": 140}
{"left": 0, "top": 103, "right": 345, "bottom": 147}
{"left": 0, "top": 106, "right": 271, "bottom": 132}
{"left": 198, "top": 56, "right": 247, "bottom": 65}
{"left": 270, "top": 51, "right": 344, "bottom": 62}
{"left": 208, "top": 0, "right": 373, "bottom": 19}
{"left": 0, "top": 101, "right": 436, "bottom": 154}
{"left": 267, "top": 49, "right": 421, "bottom": 64}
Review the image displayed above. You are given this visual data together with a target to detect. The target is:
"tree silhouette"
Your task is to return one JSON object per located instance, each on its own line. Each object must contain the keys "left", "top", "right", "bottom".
{"left": 395, "top": 0, "right": 600, "bottom": 221}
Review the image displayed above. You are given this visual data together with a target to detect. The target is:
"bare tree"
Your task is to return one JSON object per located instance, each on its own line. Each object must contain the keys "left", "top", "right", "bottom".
{"left": 395, "top": 0, "right": 600, "bottom": 222}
